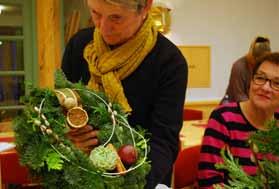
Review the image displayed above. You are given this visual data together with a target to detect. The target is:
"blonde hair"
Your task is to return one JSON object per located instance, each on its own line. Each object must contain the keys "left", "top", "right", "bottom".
{"left": 246, "top": 36, "right": 271, "bottom": 70}
{"left": 104, "top": 0, "right": 147, "bottom": 11}
{"left": 249, "top": 36, "right": 271, "bottom": 58}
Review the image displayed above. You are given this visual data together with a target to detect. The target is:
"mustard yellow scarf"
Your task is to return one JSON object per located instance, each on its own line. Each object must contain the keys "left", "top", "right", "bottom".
{"left": 84, "top": 15, "right": 158, "bottom": 113}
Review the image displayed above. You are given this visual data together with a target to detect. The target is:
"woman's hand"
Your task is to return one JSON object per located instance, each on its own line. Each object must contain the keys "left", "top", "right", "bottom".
{"left": 67, "top": 125, "right": 99, "bottom": 154}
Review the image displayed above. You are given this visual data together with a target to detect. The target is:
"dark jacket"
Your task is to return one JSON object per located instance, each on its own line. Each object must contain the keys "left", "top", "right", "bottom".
{"left": 62, "top": 28, "right": 188, "bottom": 189}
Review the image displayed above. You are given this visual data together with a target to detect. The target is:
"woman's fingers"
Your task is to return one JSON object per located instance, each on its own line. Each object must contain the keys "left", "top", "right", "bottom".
{"left": 67, "top": 125, "right": 99, "bottom": 153}
{"left": 76, "top": 138, "right": 99, "bottom": 149}
{"left": 69, "top": 130, "right": 98, "bottom": 142}
{"left": 68, "top": 125, "right": 94, "bottom": 135}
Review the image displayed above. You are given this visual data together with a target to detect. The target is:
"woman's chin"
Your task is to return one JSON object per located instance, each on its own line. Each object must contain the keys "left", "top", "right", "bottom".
{"left": 254, "top": 100, "right": 272, "bottom": 110}
{"left": 103, "top": 35, "right": 128, "bottom": 46}
{"left": 103, "top": 36, "right": 120, "bottom": 45}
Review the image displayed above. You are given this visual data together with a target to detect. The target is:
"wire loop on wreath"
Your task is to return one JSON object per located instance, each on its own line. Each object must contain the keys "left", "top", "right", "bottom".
{"left": 34, "top": 88, "right": 148, "bottom": 177}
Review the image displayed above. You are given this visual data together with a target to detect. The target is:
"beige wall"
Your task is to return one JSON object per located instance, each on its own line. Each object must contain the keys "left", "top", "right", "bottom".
{"left": 166, "top": 0, "right": 279, "bottom": 102}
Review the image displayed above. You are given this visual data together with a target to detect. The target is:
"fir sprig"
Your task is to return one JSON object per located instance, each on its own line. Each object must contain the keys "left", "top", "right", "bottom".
{"left": 214, "top": 120, "right": 279, "bottom": 189}
{"left": 250, "top": 119, "right": 279, "bottom": 156}
{"left": 215, "top": 149, "right": 263, "bottom": 189}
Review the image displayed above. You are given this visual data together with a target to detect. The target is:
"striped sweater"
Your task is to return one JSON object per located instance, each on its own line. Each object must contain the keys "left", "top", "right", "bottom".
{"left": 198, "top": 102, "right": 277, "bottom": 188}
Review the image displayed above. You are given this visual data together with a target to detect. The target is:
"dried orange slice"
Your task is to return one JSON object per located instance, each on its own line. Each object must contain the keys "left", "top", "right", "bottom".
{"left": 66, "top": 107, "right": 88, "bottom": 128}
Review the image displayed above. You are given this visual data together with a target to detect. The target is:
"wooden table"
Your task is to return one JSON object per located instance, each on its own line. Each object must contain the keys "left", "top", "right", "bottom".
{"left": 179, "top": 120, "right": 207, "bottom": 149}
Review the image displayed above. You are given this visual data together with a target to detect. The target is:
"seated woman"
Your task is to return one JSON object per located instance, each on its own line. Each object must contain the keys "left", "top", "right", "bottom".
{"left": 198, "top": 52, "right": 279, "bottom": 188}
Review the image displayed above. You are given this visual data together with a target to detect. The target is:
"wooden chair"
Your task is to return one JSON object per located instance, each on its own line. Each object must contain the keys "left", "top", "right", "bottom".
{"left": 173, "top": 145, "right": 201, "bottom": 189}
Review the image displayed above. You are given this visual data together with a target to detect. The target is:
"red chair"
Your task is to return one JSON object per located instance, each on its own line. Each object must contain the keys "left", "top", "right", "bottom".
{"left": 183, "top": 109, "right": 203, "bottom": 121}
{"left": 173, "top": 145, "right": 201, "bottom": 189}
{"left": 0, "top": 135, "right": 34, "bottom": 188}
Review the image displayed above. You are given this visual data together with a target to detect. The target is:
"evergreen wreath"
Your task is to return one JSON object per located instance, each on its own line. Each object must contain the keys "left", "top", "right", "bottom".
{"left": 13, "top": 70, "right": 151, "bottom": 189}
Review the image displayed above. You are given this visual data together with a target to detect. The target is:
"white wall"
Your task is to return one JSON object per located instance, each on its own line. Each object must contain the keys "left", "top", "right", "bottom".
{"left": 165, "top": 0, "right": 279, "bottom": 102}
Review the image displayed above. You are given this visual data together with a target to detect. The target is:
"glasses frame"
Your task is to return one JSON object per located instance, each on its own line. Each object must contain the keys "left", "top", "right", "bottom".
{"left": 252, "top": 73, "right": 279, "bottom": 91}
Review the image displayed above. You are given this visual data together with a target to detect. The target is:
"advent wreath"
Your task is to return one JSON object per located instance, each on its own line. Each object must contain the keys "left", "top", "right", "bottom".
{"left": 13, "top": 70, "right": 150, "bottom": 189}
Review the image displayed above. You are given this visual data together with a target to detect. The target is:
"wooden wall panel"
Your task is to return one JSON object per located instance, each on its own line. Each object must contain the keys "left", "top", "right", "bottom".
{"left": 36, "top": 0, "right": 62, "bottom": 88}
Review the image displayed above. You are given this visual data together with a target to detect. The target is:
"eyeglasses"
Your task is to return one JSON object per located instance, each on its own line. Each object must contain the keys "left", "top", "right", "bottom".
{"left": 252, "top": 73, "right": 279, "bottom": 91}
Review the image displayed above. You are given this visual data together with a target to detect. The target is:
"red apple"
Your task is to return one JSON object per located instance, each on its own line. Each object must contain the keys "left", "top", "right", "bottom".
{"left": 118, "top": 144, "right": 138, "bottom": 165}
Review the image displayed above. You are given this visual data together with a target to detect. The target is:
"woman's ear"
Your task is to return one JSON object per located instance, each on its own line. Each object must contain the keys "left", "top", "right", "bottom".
{"left": 141, "top": 0, "right": 153, "bottom": 18}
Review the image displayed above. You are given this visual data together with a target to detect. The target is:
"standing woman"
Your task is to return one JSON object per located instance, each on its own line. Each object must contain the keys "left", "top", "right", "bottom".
{"left": 198, "top": 52, "right": 279, "bottom": 188}
{"left": 220, "top": 36, "right": 271, "bottom": 104}
{"left": 62, "top": 0, "right": 188, "bottom": 188}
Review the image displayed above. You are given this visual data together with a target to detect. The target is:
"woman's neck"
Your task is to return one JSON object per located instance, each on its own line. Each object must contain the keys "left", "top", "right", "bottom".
{"left": 240, "top": 101, "right": 274, "bottom": 130}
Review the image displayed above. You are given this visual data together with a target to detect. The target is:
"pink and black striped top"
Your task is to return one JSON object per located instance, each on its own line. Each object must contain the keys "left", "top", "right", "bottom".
{"left": 198, "top": 102, "right": 278, "bottom": 188}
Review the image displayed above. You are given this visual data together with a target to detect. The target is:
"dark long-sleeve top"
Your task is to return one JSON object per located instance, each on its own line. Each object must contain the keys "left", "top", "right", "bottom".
{"left": 220, "top": 56, "right": 251, "bottom": 104}
{"left": 61, "top": 28, "right": 188, "bottom": 189}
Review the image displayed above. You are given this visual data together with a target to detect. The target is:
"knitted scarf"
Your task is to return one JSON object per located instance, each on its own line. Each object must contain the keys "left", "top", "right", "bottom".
{"left": 84, "top": 15, "right": 158, "bottom": 113}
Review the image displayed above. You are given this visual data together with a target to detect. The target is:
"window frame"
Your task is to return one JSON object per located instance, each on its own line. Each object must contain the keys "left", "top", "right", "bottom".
{"left": 0, "top": 0, "right": 37, "bottom": 112}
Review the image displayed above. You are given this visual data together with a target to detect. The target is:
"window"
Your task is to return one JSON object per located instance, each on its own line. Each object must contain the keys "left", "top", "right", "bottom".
{"left": 0, "top": 0, "right": 37, "bottom": 122}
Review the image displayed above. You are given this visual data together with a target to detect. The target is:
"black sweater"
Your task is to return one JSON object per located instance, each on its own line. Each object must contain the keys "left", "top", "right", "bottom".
{"left": 62, "top": 28, "right": 188, "bottom": 189}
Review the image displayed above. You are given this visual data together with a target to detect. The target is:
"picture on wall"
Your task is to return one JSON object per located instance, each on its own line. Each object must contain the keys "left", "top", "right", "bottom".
{"left": 178, "top": 46, "right": 211, "bottom": 88}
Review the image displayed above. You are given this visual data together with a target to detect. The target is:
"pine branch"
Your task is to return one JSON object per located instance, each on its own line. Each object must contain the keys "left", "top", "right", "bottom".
{"left": 215, "top": 119, "right": 279, "bottom": 188}
{"left": 215, "top": 149, "right": 262, "bottom": 189}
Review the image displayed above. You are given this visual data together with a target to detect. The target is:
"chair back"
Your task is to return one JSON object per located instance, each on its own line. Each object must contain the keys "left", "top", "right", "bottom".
{"left": 173, "top": 145, "right": 201, "bottom": 189}
{"left": 183, "top": 109, "right": 203, "bottom": 121}
{"left": 0, "top": 136, "right": 31, "bottom": 186}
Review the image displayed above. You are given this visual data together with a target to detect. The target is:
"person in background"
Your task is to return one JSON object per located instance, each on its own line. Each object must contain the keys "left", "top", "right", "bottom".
{"left": 220, "top": 36, "right": 271, "bottom": 104}
{"left": 198, "top": 52, "right": 279, "bottom": 188}
{"left": 61, "top": 0, "right": 188, "bottom": 188}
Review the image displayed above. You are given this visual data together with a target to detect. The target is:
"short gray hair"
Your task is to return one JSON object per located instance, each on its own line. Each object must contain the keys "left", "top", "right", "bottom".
{"left": 104, "top": 0, "right": 147, "bottom": 11}
{"left": 252, "top": 52, "right": 279, "bottom": 76}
